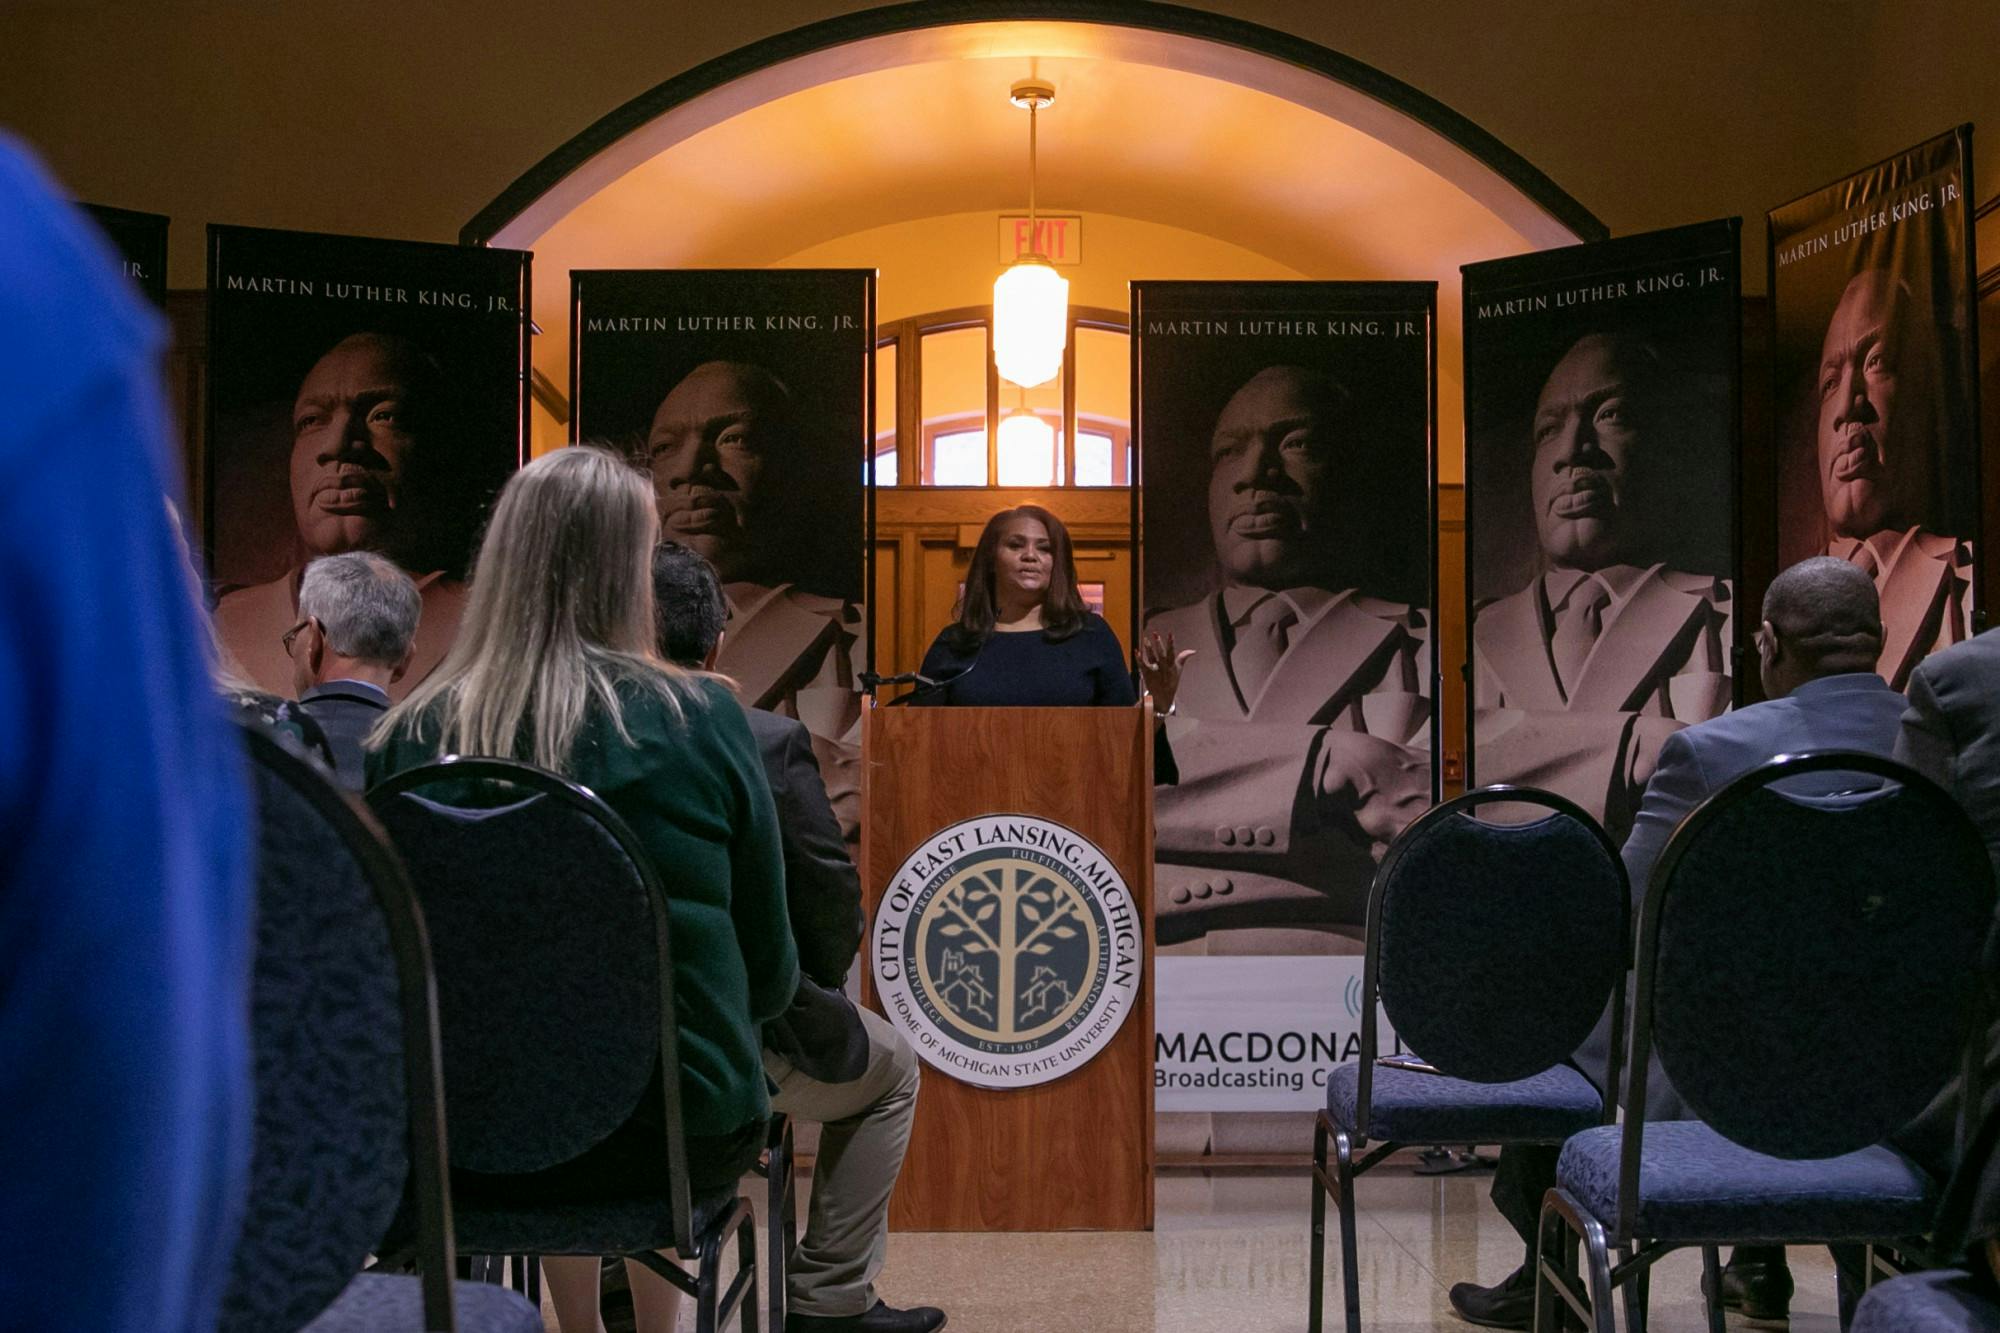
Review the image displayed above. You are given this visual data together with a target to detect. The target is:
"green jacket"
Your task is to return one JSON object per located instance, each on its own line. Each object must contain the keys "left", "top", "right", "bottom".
{"left": 367, "top": 673, "right": 798, "bottom": 1139}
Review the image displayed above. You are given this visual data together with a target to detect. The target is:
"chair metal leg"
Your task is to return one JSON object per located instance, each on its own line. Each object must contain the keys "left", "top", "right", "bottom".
{"left": 738, "top": 1197, "right": 762, "bottom": 1333}
{"left": 1617, "top": 1243, "right": 1646, "bottom": 1333}
{"left": 1699, "top": 1246, "right": 1724, "bottom": 1333}
{"left": 764, "top": 1114, "right": 795, "bottom": 1333}
{"left": 1334, "top": 1129, "right": 1362, "bottom": 1333}
{"left": 697, "top": 1239, "right": 719, "bottom": 1333}
{"left": 1309, "top": 1113, "right": 1329, "bottom": 1333}
{"left": 1533, "top": 1195, "right": 1576, "bottom": 1333}
{"left": 1577, "top": 1216, "right": 1616, "bottom": 1333}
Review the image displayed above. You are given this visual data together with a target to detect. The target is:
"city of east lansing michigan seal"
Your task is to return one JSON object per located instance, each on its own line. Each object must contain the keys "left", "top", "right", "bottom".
{"left": 873, "top": 814, "right": 1142, "bottom": 1089}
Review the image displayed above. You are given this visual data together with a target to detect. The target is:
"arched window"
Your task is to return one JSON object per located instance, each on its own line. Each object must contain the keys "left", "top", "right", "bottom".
{"left": 872, "top": 305, "right": 1130, "bottom": 487}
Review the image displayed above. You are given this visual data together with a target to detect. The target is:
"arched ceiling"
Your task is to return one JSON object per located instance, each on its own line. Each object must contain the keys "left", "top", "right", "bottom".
{"left": 502, "top": 19, "right": 1591, "bottom": 465}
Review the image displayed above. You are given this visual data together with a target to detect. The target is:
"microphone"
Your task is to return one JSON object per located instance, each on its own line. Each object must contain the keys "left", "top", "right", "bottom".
{"left": 887, "top": 648, "right": 986, "bottom": 707}
{"left": 859, "top": 670, "right": 930, "bottom": 694}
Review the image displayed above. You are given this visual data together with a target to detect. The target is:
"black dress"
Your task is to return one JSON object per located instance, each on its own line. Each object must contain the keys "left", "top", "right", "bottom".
{"left": 913, "top": 614, "right": 1177, "bottom": 783}
{"left": 914, "top": 613, "right": 1135, "bottom": 707}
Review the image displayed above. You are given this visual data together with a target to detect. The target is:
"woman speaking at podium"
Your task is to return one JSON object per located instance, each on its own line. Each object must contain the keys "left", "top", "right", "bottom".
{"left": 913, "top": 505, "right": 1188, "bottom": 726}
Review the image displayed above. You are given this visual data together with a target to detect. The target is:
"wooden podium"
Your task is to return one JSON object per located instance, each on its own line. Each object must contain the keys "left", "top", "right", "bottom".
{"left": 860, "top": 702, "right": 1155, "bottom": 1231}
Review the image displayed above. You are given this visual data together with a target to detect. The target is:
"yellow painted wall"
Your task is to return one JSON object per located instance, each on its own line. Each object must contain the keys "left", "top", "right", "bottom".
{"left": 6, "top": 1, "right": 1997, "bottom": 296}
{"left": 776, "top": 210, "right": 1302, "bottom": 325}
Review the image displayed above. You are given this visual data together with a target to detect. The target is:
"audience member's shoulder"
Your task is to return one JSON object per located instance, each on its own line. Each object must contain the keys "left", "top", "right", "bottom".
{"left": 744, "top": 704, "right": 802, "bottom": 747}
{"left": 1913, "top": 628, "right": 2000, "bottom": 691}
{"left": 0, "top": 137, "right": 161, "bottom": 438}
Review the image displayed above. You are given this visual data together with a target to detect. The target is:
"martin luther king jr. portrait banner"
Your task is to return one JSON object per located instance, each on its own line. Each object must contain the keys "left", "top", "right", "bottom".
{"left": 1769, "top": 127, "right": 1981, "bottom": 690}
{"left": 571, "top": 268, "right": 873, "bottom": 841}
{"left": 1137, "top": 281, "right": 1438, "bottom": 953}
{"left": 1137, "top": 281, "right": 1436, "bottom": 1135}
{"left": 205, "top": 225, "right": 530, "bottom": 700}
{"left": 1464, "top": 220, "right": 1742, "bottom": 845}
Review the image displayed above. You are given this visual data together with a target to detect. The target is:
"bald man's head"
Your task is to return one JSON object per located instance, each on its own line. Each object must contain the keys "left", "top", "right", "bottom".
{"left": 1758, "top": 556, "right": 1884, "bottom": 695}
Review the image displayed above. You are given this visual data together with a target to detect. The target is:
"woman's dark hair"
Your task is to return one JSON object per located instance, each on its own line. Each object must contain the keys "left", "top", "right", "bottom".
{"left": 948, "top": 505, "right": 1088, "bottom": 652}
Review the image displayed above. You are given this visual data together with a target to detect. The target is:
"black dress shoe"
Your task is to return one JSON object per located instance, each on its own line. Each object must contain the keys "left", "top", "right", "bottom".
{"left": 785, "top": 1300, "right": 947, "bottom": 1333}
{"left": 1447, "top": 1263, "right": 1535, "bottom": 1330}
{"left": 1707, "top": 1252, "right": 1793, "bottom": 1324}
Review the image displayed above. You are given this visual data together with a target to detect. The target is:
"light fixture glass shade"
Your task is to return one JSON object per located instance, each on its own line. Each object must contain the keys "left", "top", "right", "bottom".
{"left": 993, "top": 257, "right": 1069, "bottom": 388}
{"left": 996, "top": 409, "right": 1058, "bottom": 486}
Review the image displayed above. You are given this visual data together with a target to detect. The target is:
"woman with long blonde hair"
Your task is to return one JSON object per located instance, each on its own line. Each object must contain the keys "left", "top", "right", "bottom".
{"left": 369, "top": 446, "right": 796, "bottom": 1333}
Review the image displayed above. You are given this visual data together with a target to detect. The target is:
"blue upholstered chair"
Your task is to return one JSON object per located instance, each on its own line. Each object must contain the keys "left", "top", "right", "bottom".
{"left": 368, "top": 758, "right": 760, "bottom": 1333}
{"left": 1309, "top": 786, "right": 1628, "bottom": 1333}
{"left": 221, "top": 724, "right": 542, "bottom": 1333}
{"left": 1853, "top": 1268, "right": 2000, "bottom": 1331}
{"left": 1537, "top": 751, "right": 1996, "bottom": 1333}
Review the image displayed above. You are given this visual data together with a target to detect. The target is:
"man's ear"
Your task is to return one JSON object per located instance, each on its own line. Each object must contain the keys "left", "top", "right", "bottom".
{"left": 303, "top": 619, "right": 327, "bottom": 678}
{"left": 389, "top": 643, "right": 415, "bottom": 685}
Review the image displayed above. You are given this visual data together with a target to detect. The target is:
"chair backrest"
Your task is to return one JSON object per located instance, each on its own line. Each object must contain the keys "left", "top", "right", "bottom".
{"left": 221, "top": 723, "right": 455, "bottom": 1333}
{"left": 367, "top": 757, "right": 692, "bottom": 1246}
{"left": 1356, "top": 785, "right": 1628, "bottom": 1122}
{"left": 1628, "top": 750, "right": 1995, "bottom": 1184}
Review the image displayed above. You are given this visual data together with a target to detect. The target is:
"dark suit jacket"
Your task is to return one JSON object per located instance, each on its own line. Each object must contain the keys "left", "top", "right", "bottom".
{"left": 1897, "top": 632, "right": 2000, "bottom": 1244}
{"left": 297, "top": 680, "right": 390, "bottom": 792}
{"left": 1578, "top": 672, "right": 1907, "bottom": 1119}
{"left": 747, "top": 708, "right": 869, "bottom": 1084}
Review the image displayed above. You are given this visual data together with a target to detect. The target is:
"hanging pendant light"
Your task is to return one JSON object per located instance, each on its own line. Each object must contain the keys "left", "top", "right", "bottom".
{"left": 993, "top": 79, "right": 1069, "bottom": 389}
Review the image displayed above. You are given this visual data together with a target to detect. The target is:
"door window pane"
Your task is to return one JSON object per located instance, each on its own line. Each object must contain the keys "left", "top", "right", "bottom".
{"left": 1074, "top": 326, "right": 1130, "bottom": 486}
{"left": 921, "top": 326, "right": 988, "bottom": 484}
{"left": 1076, "top": 431, "right": 1115, "bottom": 487}
{"left": 931, "top": 429, "right": 988, "bottom": 486}
{"left": 873, "top": 340, "right": 897, "bottom": 485}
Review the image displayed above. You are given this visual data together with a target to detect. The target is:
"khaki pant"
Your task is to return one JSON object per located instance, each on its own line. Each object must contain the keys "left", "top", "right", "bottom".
{"left": 764, "top": 1005, "right": 921, "bottom": 1318}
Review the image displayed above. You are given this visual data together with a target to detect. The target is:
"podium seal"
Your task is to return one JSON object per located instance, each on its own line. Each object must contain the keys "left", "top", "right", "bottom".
{"left": 872, "top": 813, "right": 1142, "bottom": 1089}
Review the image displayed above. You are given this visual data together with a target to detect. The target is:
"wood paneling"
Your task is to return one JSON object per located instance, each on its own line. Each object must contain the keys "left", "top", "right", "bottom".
{"left": 861, "top": 703, "right": 1155, "bottom": 1231}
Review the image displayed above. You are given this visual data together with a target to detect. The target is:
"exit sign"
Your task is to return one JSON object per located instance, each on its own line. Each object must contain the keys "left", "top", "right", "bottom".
{"left": 999, "top": 214, "right": 1082, "bottom": 266}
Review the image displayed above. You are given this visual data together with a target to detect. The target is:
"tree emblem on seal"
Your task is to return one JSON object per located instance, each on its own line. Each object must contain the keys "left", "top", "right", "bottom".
{"left": 917, "top": 857, "right": 1098, "bottom": 1043}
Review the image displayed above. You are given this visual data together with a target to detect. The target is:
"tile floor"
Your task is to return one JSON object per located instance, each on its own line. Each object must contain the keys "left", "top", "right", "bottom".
{"left": 537, "top": 1157, "right": 1848, "bottom": 1332}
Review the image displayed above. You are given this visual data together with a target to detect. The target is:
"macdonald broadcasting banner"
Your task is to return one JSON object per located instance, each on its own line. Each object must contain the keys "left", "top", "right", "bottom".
{"left": 1134, "top": 281, "right": 1436, "bottom": 1124}
{"left": 82, "top": 203, "right": 169, "bottom": 308}
{"left": 571, "top": 268, "right": 873, "bottom": 840}
{"left": 1464, "top": 220, "right": 1741, "bottom": 845}
{"left": 1769, "top": 126, "right": 1981, "bottom": 689}
{"left": 206, "top": 225, "right": 530, "bottom": 699}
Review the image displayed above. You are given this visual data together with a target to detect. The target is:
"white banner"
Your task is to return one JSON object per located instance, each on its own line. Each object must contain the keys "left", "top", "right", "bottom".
{"left": 1153, "top": 956, "right": 1402, "bottom": 1112}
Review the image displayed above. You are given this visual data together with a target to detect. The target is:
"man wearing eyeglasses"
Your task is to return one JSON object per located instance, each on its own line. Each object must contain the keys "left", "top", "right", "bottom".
{"left": 283, "top": 552, "right": 421, "bottom": 790}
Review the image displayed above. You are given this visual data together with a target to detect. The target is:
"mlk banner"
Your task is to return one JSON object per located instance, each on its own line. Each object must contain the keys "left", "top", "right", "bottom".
{"left": 206, "top": 225, "right": 530, "bottom": 698}
{"left": 1769, "top": 126, "right": 1980, "bottom": 689}
{"left": 571, "top": 268, "right": 872, "bottom": 839}
{"left": 1465, "top": 220, "right": 1741, "bottom": 844}
{"left": 1134, "top": 281, "right": 1436, "bottom": 1126}
{"left": 82, "top": 203, "right": 169, "bottom": 308}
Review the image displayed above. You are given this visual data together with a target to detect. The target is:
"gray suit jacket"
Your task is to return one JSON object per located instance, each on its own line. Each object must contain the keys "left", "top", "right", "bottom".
{"left": 1581, "top": 672, "right": 1906, "bottom": 1119}
{"left": 746, "top": 707, "right": 869, "bottom": 1085}
{"left": 297, "top": 680, "right": 390, "bottom": 793}
{"left": 1896, "top": 632, "right": 2000, "bottom": 1205}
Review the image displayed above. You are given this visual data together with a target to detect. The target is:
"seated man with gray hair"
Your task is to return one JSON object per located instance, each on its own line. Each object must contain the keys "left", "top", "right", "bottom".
{"left": 286, "top": 551, "right": 421, "bottom": 790}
